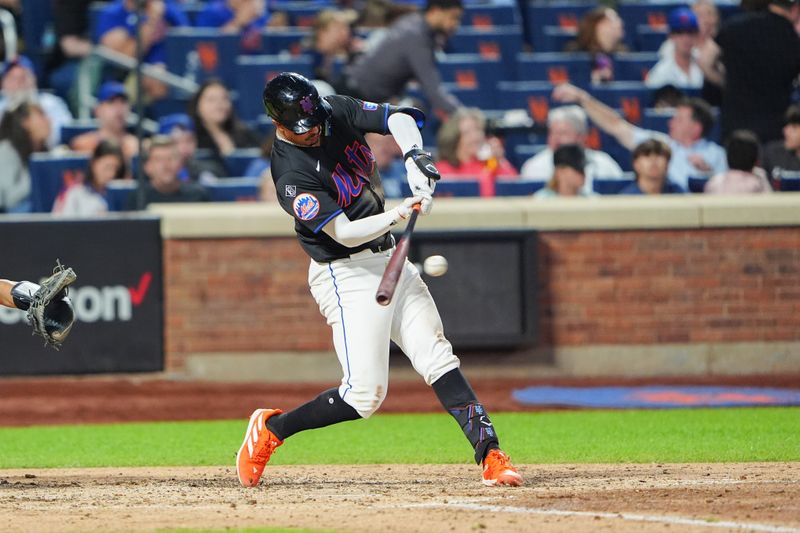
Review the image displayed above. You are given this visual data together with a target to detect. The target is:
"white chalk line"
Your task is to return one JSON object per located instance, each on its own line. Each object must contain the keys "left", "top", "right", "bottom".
{"left": 390, "top": 500, "right": 800, "bottom": 533}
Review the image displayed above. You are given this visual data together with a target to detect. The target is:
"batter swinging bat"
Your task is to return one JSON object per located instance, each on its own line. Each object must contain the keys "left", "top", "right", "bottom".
{"left": 375, "top": 204, "right": 421, "bottom": 306}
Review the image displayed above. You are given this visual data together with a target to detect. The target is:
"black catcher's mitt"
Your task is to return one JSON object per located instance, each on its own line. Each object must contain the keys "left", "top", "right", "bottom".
{"left": 28, "top": 261, "right": 77, "bottom": 349}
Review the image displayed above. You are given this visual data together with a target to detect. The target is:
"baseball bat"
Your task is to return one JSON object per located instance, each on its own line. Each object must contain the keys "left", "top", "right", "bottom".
{"left": 375, "top": 204, "right": 421, "bottom": 306}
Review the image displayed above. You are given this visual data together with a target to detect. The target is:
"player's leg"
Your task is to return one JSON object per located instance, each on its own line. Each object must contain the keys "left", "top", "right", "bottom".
{"left": 237, "top": 256, "right": 395, "bottom": 487}
{"left": 390, "top": 260, "right": 523, "bottom": 486}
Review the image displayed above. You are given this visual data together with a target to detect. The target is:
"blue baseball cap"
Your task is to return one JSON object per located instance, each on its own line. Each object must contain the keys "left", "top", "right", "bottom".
{"left": 1, "top": 55, "right": 34, "bottom": 78}
{"left": 668, "top": 7, "right": 699, "bottom": 33}
{"left": 97, "top": 81, "right": 129, "bottom": 103}
{"left": 158, "top": 113, "right": 194, "bottom": 135}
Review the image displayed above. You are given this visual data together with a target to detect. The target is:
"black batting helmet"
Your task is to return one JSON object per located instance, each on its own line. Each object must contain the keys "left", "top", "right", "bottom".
{"left": 262, "top": 72, "right": 332, "bottom": 134}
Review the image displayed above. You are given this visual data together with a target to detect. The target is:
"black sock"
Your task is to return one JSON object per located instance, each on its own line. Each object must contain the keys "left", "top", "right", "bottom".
{"left": 266, "top": 388, "right": 361, "bottom": 441}
{"left": 432, "top": 368, "right": 500, "bottom": 464}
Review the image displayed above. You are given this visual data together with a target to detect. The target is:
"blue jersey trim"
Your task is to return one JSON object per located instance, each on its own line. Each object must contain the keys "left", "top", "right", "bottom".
{"left": 329, "top": 263, "right": 352, "bottom": 400}
{"left": 313, "top": 209, "right": 343, "bottom": 234}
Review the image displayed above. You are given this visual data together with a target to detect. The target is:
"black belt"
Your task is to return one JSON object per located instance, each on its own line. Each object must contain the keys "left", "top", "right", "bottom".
{"left": 367, "top": 233, "right": 396, "bottom": 253}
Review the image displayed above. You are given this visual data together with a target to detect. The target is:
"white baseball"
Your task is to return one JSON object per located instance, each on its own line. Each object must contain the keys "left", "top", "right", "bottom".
{"left": 423, "top": 255, "right": 448, "bottom": 277}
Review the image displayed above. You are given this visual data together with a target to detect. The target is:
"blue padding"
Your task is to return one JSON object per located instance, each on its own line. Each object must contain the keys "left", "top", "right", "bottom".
{"left": 688, "top": 177, "right": 708, "bottom": 193}
{"left": 400, "top": 180, "right": 481, "bottom": 197}
{"left": 594, "top": 178, "right": 635, "bottom": 194}
{"left": 206, "top": 178, "right": 261, "bottom": 202}
{"left": 512, "top": 386, "right": 800, "bottom": 408}
{"left": 29, "top": 154, "right": 90, "bottom": 213}
{"left": 235, "top": 54, "right": 314, "bottom": 118}
{"left": 224, "top": 149, "right": 263, "bottom": 177}
{"left": 164, "top": 29, "right": 240, "bottom": 84}
{"left": 516, "top": 52, "right": 591, "bottom": 84}
{"left": 106, "top": 182, "right": 137, "bottom": 211}
{"left": 261, "top": 27, "right": 311, "bottom": 55}
{"left": 495, "top": 180, "right": 544, "bottom": 196}
{"left": 438, "top": 54, "right": 505, "bottom": 89}
{"left": 447, "top": 26, "right": 523, "bottom": 78}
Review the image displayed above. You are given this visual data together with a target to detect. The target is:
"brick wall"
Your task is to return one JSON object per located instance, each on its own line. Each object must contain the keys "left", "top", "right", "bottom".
{"left": 163, "top": 238, "right": 331, "bottom": 370}
{"left": 163, "top": 227, "right": 800, "bottom": 369}
{"left": 537, "top": 228, "right": 800, "bottom": 346}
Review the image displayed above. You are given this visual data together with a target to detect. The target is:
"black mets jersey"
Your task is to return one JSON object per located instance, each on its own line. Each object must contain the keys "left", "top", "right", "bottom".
{"left": 272, "top": 95, "right": 398, "bottom": 262}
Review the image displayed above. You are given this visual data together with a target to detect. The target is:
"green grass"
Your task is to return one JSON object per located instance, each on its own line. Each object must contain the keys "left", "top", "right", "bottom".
{"left": 0, "top": 409, "right": 797, "bottom": 469}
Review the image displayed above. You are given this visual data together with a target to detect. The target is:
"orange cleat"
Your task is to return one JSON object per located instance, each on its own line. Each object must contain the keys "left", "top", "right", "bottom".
{"left": 236, "top": 408, "right": 284, "bottom": 487}
{"left": 481, "top": 449, "right": 523, "bottom": 487}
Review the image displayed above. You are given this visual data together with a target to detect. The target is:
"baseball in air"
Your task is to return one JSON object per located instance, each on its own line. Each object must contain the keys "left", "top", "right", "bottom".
{"left": 423, "top": 255, "right": 448, "bottom": 277}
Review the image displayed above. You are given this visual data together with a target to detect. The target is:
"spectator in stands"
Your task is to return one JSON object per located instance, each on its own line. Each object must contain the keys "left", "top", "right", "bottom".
{"left": 358, "top": 0, "right": 418, "bottom": 29}
{"left": 520, "top": 105, "right": 623, "bottom": 194}
{"left": 705, "top": 130, "right": 772, "bottom": 194}
{"left": 365, "top": 132, "right": 406, "bottom": 199}
{"left": 52, "top": 139, "right": 127, "bottom": 217}
{"left": 763, "top": 104, "right": 800, "bottom": 182}
{"left": 342, "top": 0, "right": 464, "bottom": 119}
{"left": 158, "top": 113, "right": 225, "bottom": 181}
{"left": 0, "top": 101, "right": 50, "bottom": 213}
{"left": 698, "top": 0, "right": 800, "bottom": 143}
{"left": 307, "top": 9, "right": 363, "bottom": 92}
{"left": 195, "top": 0, "right": 270, "bottom": 53}
{"left": 651, "top": 85, "right": 686, "bottom": 110}
{"left": 126, "top": 136, "right": 209, "bottom": 210}
{"left": 620, "top": 139, "right": 685, "bottom": 195}
{"left": 188, "top": 79, "right": 261, "bottom": 176}
{"left": 646, "top": 7, "right": 703, "bottom": 90}
{"left": 565, "top": 7, "right": 626, "bottom": 84}
{"left": 553, "top": 82, "right": 726, "bottom": 190}
{"left": 71, "top": 81, "right": 139, "bottom": 165}
{"left": 45, "top": 0, "right": 93, "bottom": 109}
{"left": 0, "top": 56, "right": 72, "bottom": 148}
{"left": 94, "top": 0, "right": 190, "bottom": 103}
{"left": 659, "top": 0, "right": 720, "bottom": 59}
{"left": 435, "top": 107, "right": 517, "bottom": 197}
{"left": 534, "top": 144, "right": 594, "bottom": 199}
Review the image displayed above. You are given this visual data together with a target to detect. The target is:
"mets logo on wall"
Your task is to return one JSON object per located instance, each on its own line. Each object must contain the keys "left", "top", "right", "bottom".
{"left": 293, "top": 193, "right": 320, "bottom": 220}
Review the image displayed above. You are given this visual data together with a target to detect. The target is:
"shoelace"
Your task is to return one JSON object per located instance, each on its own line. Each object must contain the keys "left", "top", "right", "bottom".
{"left": 485, "top": 451, "right": 516, "bottom": 475}
{"left": 252, "top": 432, "right": 281, "bottom": 464}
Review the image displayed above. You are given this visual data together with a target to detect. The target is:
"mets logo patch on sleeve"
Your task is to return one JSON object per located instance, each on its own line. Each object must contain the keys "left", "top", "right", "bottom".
{"left": 293, "top": 193, "right": 320, "bottom": 220}
{"left": 362, "top": 101, "right": 378, "bottom": 111}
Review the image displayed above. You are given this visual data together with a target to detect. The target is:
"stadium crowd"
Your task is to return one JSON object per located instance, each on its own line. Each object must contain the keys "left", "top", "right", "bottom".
{"left": 0, "top": 0, "right": 798, "bottom": 215}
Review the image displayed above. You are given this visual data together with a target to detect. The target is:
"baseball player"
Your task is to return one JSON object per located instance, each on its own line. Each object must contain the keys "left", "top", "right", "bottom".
{"left": 0, "top": 263, "right": 77, "bottom": 348}
{"left": 236, "top": 72, "right": 523, "bottom": 488}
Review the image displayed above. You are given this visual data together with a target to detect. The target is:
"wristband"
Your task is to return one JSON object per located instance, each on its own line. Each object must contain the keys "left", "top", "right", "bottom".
{"left": 403, "top": 146, "right": 441, "bottom": 182}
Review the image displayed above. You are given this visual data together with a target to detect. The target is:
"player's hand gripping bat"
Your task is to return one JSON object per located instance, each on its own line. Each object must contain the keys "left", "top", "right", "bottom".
{"left": 375, "top": 204, "right": 421, "bottom": 306}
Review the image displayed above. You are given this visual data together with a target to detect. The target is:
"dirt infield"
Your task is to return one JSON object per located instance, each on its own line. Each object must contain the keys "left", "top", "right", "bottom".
{"left": 1, "top": 463, "right": 798, "bottom": 533}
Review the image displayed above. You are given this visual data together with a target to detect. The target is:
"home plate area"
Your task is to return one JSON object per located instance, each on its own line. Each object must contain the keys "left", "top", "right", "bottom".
{"left": 1, "top": 463, "right": 798, "bottom": 533}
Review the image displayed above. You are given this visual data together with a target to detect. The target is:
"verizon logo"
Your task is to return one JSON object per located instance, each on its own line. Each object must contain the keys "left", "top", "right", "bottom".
{"left": 0, "top": 272, "right": 153, "bottom": 325}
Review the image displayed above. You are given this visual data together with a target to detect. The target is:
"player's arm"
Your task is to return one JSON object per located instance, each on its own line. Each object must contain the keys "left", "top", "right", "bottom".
{"left": 0, "top": 279, "right": 17, "bottom": 308}
{"left": 387, "top": 111, "right": 440, "bottom": 214}
{"left": 552, "top": 83, "right": 636, "bottom": 150}
{"left": 322, "top": 197, "right": 420, "bottom": 248}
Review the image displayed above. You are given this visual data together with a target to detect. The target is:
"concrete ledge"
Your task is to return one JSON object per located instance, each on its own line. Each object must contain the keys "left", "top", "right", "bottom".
{"left": 522, "top": 196, "right": 701, "bottom": 230}
{"left": 149, "top": 194, "right": 800, "bottom": 239}
{"left": 184, "top": 352, "right": 344, "bottom": 382}
{"left": 149, "top": 203, "right": 294, "bottom": 238}
{"left": 697, "top": 194, "right": 800, "bottom": 227}
{"left": 179, "top": 342, "right": 800, "bottom": 382}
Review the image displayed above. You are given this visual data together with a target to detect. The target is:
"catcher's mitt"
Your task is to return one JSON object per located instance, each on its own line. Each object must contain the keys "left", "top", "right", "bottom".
{"left": 28, "top": 261, "right": 77, "bottom": 349}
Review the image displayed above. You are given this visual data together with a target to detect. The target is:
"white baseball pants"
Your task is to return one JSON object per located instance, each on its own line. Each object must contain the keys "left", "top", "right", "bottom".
{"left": 308, "top": 248, "right": 461, "bottom": 418}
